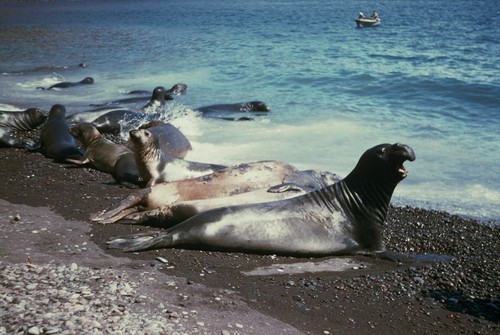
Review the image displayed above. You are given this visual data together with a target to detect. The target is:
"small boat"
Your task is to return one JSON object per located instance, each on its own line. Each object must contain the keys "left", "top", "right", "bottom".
{"left": 355, "top": 17, "right": 381, "bottom": 28}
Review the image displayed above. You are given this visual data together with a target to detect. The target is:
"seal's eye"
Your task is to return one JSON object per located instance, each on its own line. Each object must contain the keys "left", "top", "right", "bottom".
{"left": 377, "top": 147, "right": 386, "bottom": 157}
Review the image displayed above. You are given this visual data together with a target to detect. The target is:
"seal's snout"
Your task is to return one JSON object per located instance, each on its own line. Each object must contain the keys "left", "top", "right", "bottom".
{"left": 391, "top": 143, "right": 416, "bottom": 162}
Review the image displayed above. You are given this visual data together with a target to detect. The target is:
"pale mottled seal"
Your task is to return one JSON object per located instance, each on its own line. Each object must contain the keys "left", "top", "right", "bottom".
{"left": 130, "top": 128, "right": 226, "bottom": 186}
{"left": 67, "top": 123, "right": 140, "bottom": 186}
{"left": 37, "top": 104, "right": 83, "bottom": 162}
{"left": 37, "top": 77, "right": 94, "bottom": 90}
{"left": 91, "top": 161, "right": 338, "bottom": 224}
{"left": 0, "top": 108, "right": 48, "bottom": 148}
{"left": 126, "top": 121, "right": 192, "bottom": 159}
{"left": 98, "top": 170, "right": 340, "bottom": 226}
{"left": 107, "top": 143, "right": 416, "bottom": 256}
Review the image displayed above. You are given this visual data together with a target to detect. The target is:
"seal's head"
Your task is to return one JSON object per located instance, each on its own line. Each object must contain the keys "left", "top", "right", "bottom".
{"left": 48, "top": 104, "right": 67, "bottom": 118}
{"left": 82, "top": 77, "right": 94, "bottom": 84}
{"left": 129, "top": 129, "right": 158, "bottom": 149}
{"left": 70, "top": 123, "right": 101, "bottom": 143}
{"left": 349, "top": 143, "right": 416, "bottom": 185}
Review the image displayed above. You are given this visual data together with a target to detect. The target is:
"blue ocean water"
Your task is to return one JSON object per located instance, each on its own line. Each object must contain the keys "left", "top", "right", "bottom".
{"left": 0, "top": 0, "right": 499, "bottom": 222}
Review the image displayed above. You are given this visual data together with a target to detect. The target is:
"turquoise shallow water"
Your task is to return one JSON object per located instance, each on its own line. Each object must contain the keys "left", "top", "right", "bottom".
{"left": 0, "top": 0, "right": 499, "bottom": 221}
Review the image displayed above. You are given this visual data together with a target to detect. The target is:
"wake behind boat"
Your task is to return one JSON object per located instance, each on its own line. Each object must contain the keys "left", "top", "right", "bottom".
{"left": 355, "top": 11, "right": 380, "bottom": 28}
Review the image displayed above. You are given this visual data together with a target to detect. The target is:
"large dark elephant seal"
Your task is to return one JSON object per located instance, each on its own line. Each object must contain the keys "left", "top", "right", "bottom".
{"left": 37, "top": 77, "right": 94, "bottom": 90}
{"left": 91, "top": 161, "right": 338, "bottom": 224}
{"left": 0, "top": 108, "right": 48, "bottom": 148}
{"left": 107, "top": 143, "right": 416, "bottom": 256}
{"left": 90, "top": 110, "right": 143, "bottom": 133}
{"left": 66, "top": 106, "right": 129, "bottom": 125}
{"left": 130, "top": 128, "right": 226, "bottom": 186}
{"left": 37, "top": 105, "right": 83, "bottom": 162}
{"left": 195, "top": 101, "right": 270, "bottom": 121}
{"left": 67, "top": 123, "right": 140, "bottom": 186}
{"left": 125, "top": 121, "right": 192, "bottom": 159}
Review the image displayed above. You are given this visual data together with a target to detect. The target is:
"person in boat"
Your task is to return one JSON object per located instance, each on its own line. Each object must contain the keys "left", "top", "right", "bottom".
{"left": 370, "top": 11, "right": 379, "bottom": 20}
{"left": 358, "top": 12, "right": 365, "bottom": 19}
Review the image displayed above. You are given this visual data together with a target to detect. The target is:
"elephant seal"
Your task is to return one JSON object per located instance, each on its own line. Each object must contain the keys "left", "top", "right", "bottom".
{"left": 67, "top": 123, "right": 140, "bottom": 186}
{"left": 125, "top": 121, "right": 192, "bottom": 159}
{"left": 66, "top": 106, "right": 129, "bottom": 126}
{"left": 90, "top": 110, "right": 143, "bottom": 133}
{"left": 128, "top": 83, "right": 187, "bottom": 96}
{"left": 195, "top": 101, "right": 270, "bottom": 121}
{"left": 0, "top": 108, "right": 48, "bottom": 147}
{"left": 37, "top": 77, "right": 94, "bottom": 90}
{"left": 130, "top": 128, "right": 226, "bottom": 186}
{"left": 92, "top": 83, "right": 188, "bottom": 107}
{"left": 140, "top": 86, "right": 167, "bottom": 111}
{"left": 97, "top": 170, "right": 340, "bottom": 226}
{"left": 37, "top": 105, "right": 83, "bottom": 161}
{"left": 106, "top": 143, "right": 416, "bottom": 256}
{"left": 91, "top": 161, "right": 338, "bottom": 224}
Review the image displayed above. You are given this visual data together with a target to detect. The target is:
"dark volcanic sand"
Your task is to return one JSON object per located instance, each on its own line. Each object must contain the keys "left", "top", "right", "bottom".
{"left": 0, "top": 145, "right": 498, "bottom": 334}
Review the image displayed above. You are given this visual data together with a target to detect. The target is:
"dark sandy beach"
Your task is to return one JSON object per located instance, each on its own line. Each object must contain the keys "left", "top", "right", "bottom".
{"left": 0, "top": 144, "right": 498, "bottom": 334}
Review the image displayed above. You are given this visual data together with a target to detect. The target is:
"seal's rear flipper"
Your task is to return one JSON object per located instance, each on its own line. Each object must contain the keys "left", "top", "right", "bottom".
{"left": 106, "top": 231, "right": 173, "bottom": 252}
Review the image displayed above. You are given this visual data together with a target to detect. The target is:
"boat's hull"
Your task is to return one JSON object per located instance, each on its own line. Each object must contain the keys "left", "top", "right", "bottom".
{"left": 355, "top": 18, "right": 380, "bottom": 28}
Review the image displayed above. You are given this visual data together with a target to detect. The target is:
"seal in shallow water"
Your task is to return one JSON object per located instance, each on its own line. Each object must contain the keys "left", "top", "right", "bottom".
{"left": 130, "top": 128, "right": 226, "bottom": 186}
{"left": 107, "top": 143, "right": 416, "bottom": 255}
{"left": 37, "top": 77, "right": 94, "bottom": 90}
{"left": 67, "top": 123, "right": 140, "bottom": 186}
{"left": 91, "top": 161, "right": 339, "bottom": 224}
{"left": 195, "top": 101, "right": 270, "bottom": 121}
{"left": 37, "top": 104, "right": 83, "bottom": 162}
{"left": 0, "top": 108, "right": 48, "bottom": 147}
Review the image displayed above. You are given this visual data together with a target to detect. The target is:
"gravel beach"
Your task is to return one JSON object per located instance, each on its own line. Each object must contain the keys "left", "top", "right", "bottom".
{"left": 0, "top": 144, "right": 498, "bottom": 335}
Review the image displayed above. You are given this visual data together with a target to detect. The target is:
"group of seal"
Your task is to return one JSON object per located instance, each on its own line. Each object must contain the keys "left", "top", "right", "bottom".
{"left": 2, "top": 73, "right": 417, "bottom": 258}
{"left": 106, "top": 143, "right": 416, "bottom": 256}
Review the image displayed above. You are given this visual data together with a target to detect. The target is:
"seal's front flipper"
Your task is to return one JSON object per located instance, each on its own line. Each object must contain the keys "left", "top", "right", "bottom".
{"left": 267, "top": 183, "right": 310, "bottom": 194}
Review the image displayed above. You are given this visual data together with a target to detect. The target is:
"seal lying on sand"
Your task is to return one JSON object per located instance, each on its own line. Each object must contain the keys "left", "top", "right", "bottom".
{"left": 107, "top": 143, "right": 416, "bottom": 256}
{"left": 0, "top": 108, "right": 48, "bottom": 148}
{"left": 91, "top": 161, "right": 339, "bottom": 224}
{"left": 99, "top": 170, "right": 340, "bottom": 226}
{"left": 67, "top": 123, "right": 140, "bottom": 186}
{"left": 37, "top": 77, "right": 94, "bottom": 90}
{"left": 125, "top": 121, "right": 191, "bottom": 159}
{"left": 130, "top": 128, "right": 226, "bottom": 186}
{"left": 36, "top": 105, "right": 83, "bottom": 162}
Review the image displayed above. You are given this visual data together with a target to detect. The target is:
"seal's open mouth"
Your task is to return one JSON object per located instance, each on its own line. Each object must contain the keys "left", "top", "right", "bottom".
{"left": 387, "top": 143, "right": 416, "bottom": 179}
{"left": 396, "top": 162, "right": 408, "bottom": 178}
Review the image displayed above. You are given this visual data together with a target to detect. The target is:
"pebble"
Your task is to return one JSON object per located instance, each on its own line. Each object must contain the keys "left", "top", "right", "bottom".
{"left": 0, "top": 262, "right": 184, "bottom": 334}
{"left": 27, "top": 326, "right": 40, "bottom": 335}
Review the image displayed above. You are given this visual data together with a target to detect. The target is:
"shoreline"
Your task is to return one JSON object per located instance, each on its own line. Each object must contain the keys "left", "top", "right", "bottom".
{"left": 0, "top": 147, "right": 499, "bottom": 334}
